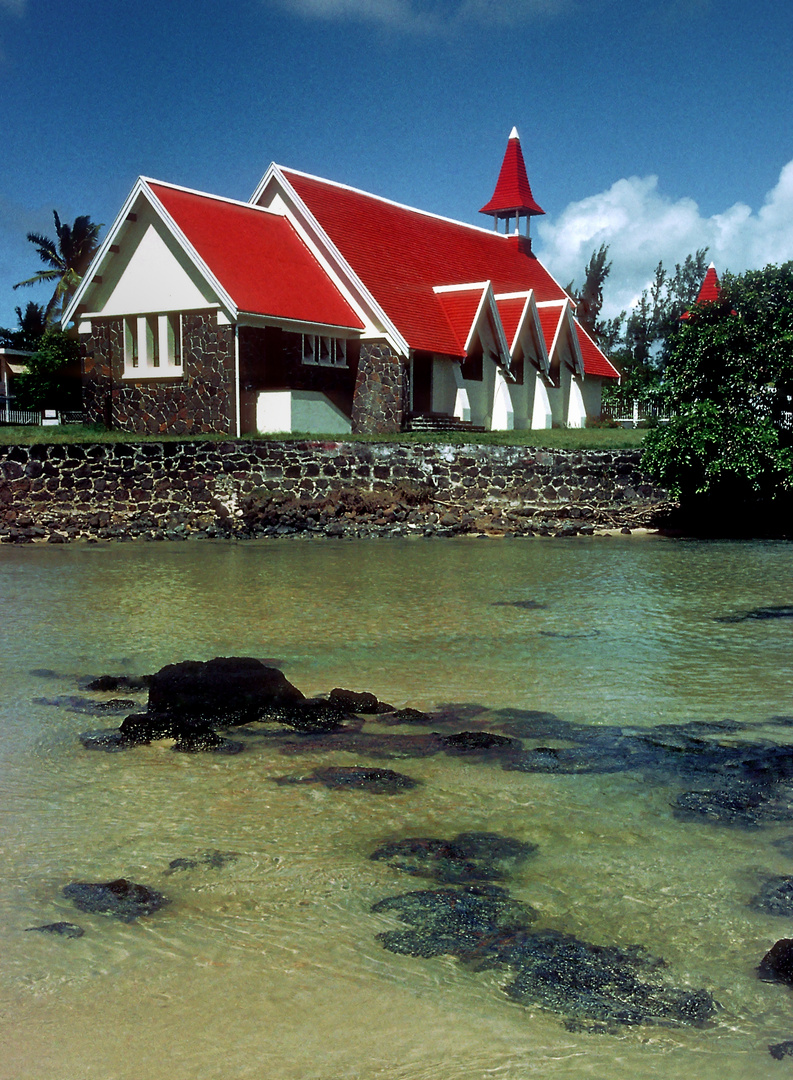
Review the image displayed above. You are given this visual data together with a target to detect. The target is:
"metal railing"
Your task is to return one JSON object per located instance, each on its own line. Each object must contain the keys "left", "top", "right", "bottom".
{"left": 602, "top": 399, "right": 675, "bottom": 428}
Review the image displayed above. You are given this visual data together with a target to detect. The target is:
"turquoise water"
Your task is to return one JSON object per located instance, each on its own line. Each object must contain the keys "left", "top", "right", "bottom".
{"left": 1, "top": 535, "right": 793, "bottom": 1079}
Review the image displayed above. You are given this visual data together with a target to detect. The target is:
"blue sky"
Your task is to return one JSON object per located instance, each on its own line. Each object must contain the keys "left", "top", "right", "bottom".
{"left": 1, "top": 0, "right": 792, "bottom": 330}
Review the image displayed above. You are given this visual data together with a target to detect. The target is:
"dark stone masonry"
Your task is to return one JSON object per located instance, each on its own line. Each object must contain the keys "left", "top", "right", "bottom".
{"left": 0, "top": 440, "right": 670, "bottom": 543}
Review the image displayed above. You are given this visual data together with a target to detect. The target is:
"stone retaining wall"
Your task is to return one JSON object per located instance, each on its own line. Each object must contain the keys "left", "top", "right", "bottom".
{"left": 0, "top": 439, "right": 669, "bottom": 543}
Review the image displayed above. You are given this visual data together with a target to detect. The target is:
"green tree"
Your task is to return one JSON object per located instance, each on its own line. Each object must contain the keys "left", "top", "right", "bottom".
{"left": 0, "top": 301, "right": 47, "bottom": 350}
{"left": 12, "top": 329, "right": 82, "bottom": 410}
{"left": 13, "top": 211, "right": 102, "bottom": 323}
{"left": 642, "top": 261, "right": 793, "bottom": 519}
{"left": 568, "top": 244, "right": 614, "bottom": 342}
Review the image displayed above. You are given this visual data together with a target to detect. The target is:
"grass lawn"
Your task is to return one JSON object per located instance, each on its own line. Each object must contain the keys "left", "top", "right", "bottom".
{"left": 0, "top": 423, "right": 648, "bottom": 449}
{"left": 0, "top": 424, "right": 646, "bottom": 450}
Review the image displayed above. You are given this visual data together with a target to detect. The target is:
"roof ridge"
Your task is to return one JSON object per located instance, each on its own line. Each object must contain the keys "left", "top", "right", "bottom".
{"left": 278, "top": 165, "right": 521, "bottom": 240}
{"left": 145, "top": 177, "right": 283, "bottom": 216}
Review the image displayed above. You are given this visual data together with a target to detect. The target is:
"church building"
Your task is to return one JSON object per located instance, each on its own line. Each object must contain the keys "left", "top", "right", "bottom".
{"left": 64, "top": 130, "right": 619, "bottom": 436}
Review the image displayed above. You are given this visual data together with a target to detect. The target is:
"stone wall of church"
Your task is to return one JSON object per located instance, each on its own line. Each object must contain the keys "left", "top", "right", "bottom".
{"left": 79, "top": 312, "right": 236, "bottom": 435}
{"left": 0, "top": 439, "right": 669, "bottom": 543}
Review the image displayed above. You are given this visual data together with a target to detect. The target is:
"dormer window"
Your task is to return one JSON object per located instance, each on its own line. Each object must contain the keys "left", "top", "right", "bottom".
{"left": 124, "top": 314, "right": 183, "bottom": 377}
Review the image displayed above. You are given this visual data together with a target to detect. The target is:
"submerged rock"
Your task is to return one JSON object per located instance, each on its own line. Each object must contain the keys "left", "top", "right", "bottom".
{"left": 750, "top": 876, "right": 793, "bottom": 916}
{"left": 165, "top": 850, "right": 239, "bottom": 874}
{"left": 25, "top": 921, "right": 84, "bottom": 938}
{"left": 770, "top": 1041, "right": 793, "bottom": 1060}
{"left": 84, "top": 674, "right": 150, "bottom": 692}
{"left": 372, "top": 884, "right": 714, "bottom": 1029}
{"left": 373, "top": 885, "right": 536, "bottom": 958}
{"left": 275, "top": 765, "right": 419, "bottom": 794}
{"left": 491, "top": 600, "right": 548, "bottom": 610}
{"left": 716, "top": 605, "right": 793, "bottom": 623}
{"left": 758, "top": 938, "right": 793, "bottom": 984}
{"left": 62, "top": 878, "right": 168, "bottom": 922}
{"left": 437, "top": 731, "right": 520, "bottom": 754}
{"left": 502, "top": 929, "right": 714, "bottom": 1028}
{"left": 370, "top": 832, "right": 536, "bottom": 883}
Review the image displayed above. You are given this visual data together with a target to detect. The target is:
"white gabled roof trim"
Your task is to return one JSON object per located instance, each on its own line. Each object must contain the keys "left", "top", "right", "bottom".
{"left": 62, "top": 177, "right": 240, "bottom": 327}
{"left": 494, "top": 289, "right": 550, "bottom": 374}
{"left": 536, "top": 299, "right": 584, "bottom": 377}
{"left": 255, "top": 163, "right": 409, "bottom": 357}
{"left": 252, "top": 164, "right": 530, "bottom": 243}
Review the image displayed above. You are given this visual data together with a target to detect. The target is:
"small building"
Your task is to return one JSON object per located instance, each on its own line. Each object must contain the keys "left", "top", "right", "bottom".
{"left": 64, "top": 131, "right": 619, "bottom": 436}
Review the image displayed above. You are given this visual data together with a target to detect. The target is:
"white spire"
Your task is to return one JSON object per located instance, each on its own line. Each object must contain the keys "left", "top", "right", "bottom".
{"left": 509, "top": 126, "right": 520, "bottom": 140}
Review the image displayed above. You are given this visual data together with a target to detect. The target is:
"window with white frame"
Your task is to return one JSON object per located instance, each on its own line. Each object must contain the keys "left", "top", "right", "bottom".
{"left": 301, "top": 334, "right": 347, "bottom": 368}
{"left": 124, "top": 314, "right": 182, "bottom": 375}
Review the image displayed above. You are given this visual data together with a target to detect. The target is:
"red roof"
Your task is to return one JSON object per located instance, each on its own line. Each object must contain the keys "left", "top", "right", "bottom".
{"left": 681, "top": 263, "right": 724, "bottom": 320}
{"left": 575, "top": 323, "right": 620, "bottom": 379}
{"left": 148, "top": 182, "right": 364, "bottom": 330}
{"left": 494, "top": 295, "right": 529, "bottom": 349}
{"left": 696, "top": 264, "right": 721, "bottom": 305}
{"left": 434, "top": 287, "right": 487, "bottom": 354}
{"left": 479, "top": 132, "right": 545, "bottom": 218}
{"left": 283, "top": 168, "right": 563, "bottom": 357}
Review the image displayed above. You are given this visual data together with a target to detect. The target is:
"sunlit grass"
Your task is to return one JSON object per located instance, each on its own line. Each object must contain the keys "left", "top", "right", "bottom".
{"left": 0, "top": 424, "right": 646, "bottom": 450}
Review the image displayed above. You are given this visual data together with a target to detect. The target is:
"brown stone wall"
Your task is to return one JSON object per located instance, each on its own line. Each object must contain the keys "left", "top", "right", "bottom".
{"left": 79, "top": 311, "right": 236, "bottom": 435}
{"left": 0, "top": 440, "right": 668, "bottom": 542}
{"left": 351, "top": 341, "right": 405, "bottom": 434}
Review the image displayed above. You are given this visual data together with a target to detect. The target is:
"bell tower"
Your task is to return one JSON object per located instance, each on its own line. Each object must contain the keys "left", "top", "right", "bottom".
{"left": 480, "top": 127, "right": 545, "bottom": 244}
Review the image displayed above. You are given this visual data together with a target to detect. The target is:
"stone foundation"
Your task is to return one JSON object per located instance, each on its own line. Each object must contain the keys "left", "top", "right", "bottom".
{"left": 351, "top": 342, "right": 405, "bottom": 433}
{"left": 0, "top": 440, "right": 669, "bottom": 543}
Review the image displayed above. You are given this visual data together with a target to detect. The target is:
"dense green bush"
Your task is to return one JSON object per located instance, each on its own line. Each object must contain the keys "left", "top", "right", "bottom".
{"left": 642, "top": 262, "right": 793, "bottom": 517}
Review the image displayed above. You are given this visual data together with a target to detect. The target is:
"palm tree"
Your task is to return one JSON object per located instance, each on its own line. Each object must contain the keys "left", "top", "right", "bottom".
{"left": 13, "top": 211, "right": 102, "bottom": 324}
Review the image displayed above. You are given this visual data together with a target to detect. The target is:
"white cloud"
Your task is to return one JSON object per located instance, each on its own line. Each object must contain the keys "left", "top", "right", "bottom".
{"left": 536, "top": 162, "right": 793, "bottom": 319}
{"left": 267, "top": 0, "right": 571, "bottom": 31}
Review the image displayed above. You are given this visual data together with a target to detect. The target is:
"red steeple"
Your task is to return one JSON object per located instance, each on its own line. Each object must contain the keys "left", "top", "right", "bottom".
{"left": 480, "top": 128, "right": 545, "bottom": 236}
{"left": 680, "top": 263, "right": 722, "bottom": 320}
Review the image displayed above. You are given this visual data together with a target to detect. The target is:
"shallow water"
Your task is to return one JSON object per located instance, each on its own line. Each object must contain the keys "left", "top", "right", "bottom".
{"left": 2, "top": 534, "right": 793, "bottom": 1079}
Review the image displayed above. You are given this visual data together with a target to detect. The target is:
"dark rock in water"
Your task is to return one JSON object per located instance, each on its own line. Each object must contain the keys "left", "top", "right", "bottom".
{"left": 26, "top": 921, "right": 84, "bottom": 938}
{"left": 275, "top": 765, "right": 419, "bottom": 794}
{"left": 38, "top": 695, "right": 139, "bottom": 715}
{"left": 502, "top": 929, "right": 714, "bottom": 1028}
{"left": 280, "top": 698, "right": 348, "bottom": 733}
{"left": 758, "top": 939, "right": 793, "bottom": 983}
{"left": 172, "top": 730, "right": 244, "bottom": 754}
{"left": 329, "top": 688, "right": 381, "bottom": 713}
{"left": 165, "top": 850, "right": 239, "bottom": 874}
{"left": 674, "top": 787, "right": 770, "bottom": 828}
{"left": 750, "top": 876, "right": 793, "bottom": 916}
{"left": 62, "top": 878, "right": 168, "bottom": 922}
{"left": 539, "top": 630, "right": 601, "bottom": 640}
{"left": 373, "top": 885, "right": 536, "bottom": 958}
{"left": 85, "top": 674, "right": 150, "bottom": 692}
{"left": 437, "top": 731, "right": 520, "bottom": 753}
{"left": 147, "top": 657, "right": 304, "bottom": 725}
{"left": 770, "top": 1041, "right": 793, "bottom": 1060}
{"left": 716, "top": 605, "right": 793, "bottom": 623}
{"left": 491, "top": 600, "right": 548, "bottom": 610}
{"left": 79, "top": 728, "right": 130, "bottom": 752}
{"left": 371, "top": 832, "right": 536, "bottom": 883}
{"left": 118, "top": 712, "right": 173, "bottom": 744}
{"left": 29, "top": 668, "right": 62, "bottom": 679}
{"left": 380, "top": 707, "right": 434, "bottom": 725}
{"left": 372, "top": 884, "right": 713, "bottom": 1028}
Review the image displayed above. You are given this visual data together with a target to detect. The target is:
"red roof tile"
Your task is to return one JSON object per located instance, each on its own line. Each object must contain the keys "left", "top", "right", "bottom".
{"left": 494, "top": 295, "right": 531, "bottom": 350}
{"left": 696, "top": 264, "right": 721, "bottom": 305}
{"left": 148, "top": 182, "right": 364, "bottom": 330}
{"left": 575, "top": 323, "right": 621, "bottom": 379}
{"left": 479, "top": 132, "right": 545, "bottom": 218}
{"left": 434, "top": 287, "right": 487, "bottom": 353}
{"left": 283, "top": 169, "right": 562, "bottom": 357}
